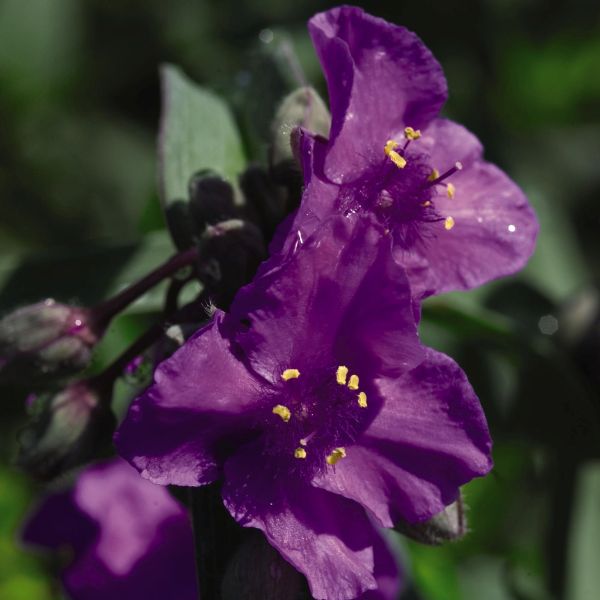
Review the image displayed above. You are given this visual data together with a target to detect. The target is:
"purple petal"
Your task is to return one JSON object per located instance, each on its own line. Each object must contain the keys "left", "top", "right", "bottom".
{"left": 72, "top": 460, "right": 185, "bottom": 575}
{"left": 404, "top": 118, "right": 539, "bottom": 297}
{"left": 268, "top": 132, "right": 337, "bottom": 259}
{"left": 22, "top": 491, "right": 97, "bottom": 554}
{"left": 115, "top": 312, "right": 265, "bottom": 486}
{"left": 314, "top": 349, "right": 492, "bottom": 525}
{"left": 222, "top": 444, "right": 379, "bottom": 600}
{"left": 309, "top": 6, "right": 447, "bottom": 184}
{"left": 361, "top": 532, "right": 402, "bottom": 600}
{"left": 227, "top": 214, "right": 423, "bottom": 384}
{"left": 23, "top": 459, "right": 198, "bottom": 600}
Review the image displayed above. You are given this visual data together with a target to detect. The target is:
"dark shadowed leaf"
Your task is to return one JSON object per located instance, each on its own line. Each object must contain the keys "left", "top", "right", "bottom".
{"left": 158, "top": 65, "right": 246, "bottom": 247}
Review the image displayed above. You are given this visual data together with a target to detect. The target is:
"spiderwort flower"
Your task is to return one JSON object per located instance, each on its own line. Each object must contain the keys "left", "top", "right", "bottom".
{"left": 116, "top": 215, "right": 492, "bottom": 599}
{"left": 278, "top": 6, "right": 538, "bottom": 299}
{"left": 22, "top": 458, "right": 198, "bottom": 600}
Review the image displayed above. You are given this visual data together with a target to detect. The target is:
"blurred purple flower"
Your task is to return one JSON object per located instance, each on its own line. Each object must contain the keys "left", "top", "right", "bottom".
{"left": 116, "top": 215, "right": 492, "bottom": 599}
{"left": 17, "top": 381, "right": 115, "bottom": 481}
{"left": 22, "top": 458, "right": 198, "bottom": 600}
{"left": 278, "top": 6, "right": 538, "bottom": 300}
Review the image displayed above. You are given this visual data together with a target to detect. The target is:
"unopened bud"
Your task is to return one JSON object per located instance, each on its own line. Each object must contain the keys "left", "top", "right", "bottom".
{"left": 189, "top": 170, "right": 240, "bottom": 231}
{"left": 222, "top": 532, "right": 309, "bottom": 600}
{"left": 0, "top": 300, "right": 99, "bottom": 384}
{"left": 395, "top": 496, "right": 467, "bottom": 545}
{"left": 240, "top": 165, "right": 288, "bottom": 238}
{"left": 17, "top": 381, "right": 115, "bottom": 481}
{"left": 269, "top": 86, "right": 330, "bottom": 185}
{"left": 164, "top": 199, "right": 196, "bottom": 251}
{"left": 198, "top": 219, "right": 266, "bottom": 309}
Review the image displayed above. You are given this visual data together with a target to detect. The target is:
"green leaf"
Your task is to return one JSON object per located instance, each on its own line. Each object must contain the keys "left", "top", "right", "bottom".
{"left": 159, "top": 64, "right": 246, "bottom": 239}
{"left": 566, "top": 462, "right": 600, "bottom": 600}
{"left": 0, "top": 0, "right": 82, "bottom": 109}
{"left": 407, "top": 542, "right": 462, "bottom": 600}
{"left": 233, "top": 30, "right": 304, "bottom": 161}
{"left": 0, "top": 231, "right": 174, "bottom": 312}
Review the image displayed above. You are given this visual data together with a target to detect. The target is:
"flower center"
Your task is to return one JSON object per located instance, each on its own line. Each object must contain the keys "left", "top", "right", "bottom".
{"left": 263, "top": 365, "right": 370, "bottom": 477}
{"left": 379, "top": 126, "right": 463, "bottom": 236}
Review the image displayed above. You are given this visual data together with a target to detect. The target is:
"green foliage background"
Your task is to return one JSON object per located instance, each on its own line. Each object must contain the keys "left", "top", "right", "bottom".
{"left": 0, "top": 0, "right": 599, "bottom": 598}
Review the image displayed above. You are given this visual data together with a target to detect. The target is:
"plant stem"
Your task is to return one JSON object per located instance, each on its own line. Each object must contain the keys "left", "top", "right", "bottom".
{"left": 91, "top": 247, "right": 198, "bottom": 330}
{"left": 190, "top": 486, "right": 220, "bottom": 600}
{"left": 189, "top": 484, "right": 245, "bottom": 600}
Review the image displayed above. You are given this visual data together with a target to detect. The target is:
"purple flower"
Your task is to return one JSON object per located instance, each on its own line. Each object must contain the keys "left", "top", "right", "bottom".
{"left": 278, "top": 6, "right": 538, "bottom": 299}
{"left": 22, "top": 458, "right": 198, "bottom": 600}
{"left": 116, "top": 215, "right": 492, "bottom": 599}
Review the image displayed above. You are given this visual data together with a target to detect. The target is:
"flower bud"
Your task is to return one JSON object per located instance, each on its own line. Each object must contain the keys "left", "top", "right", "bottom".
{"left": 17, "top": 381, "right": 115, "bottom": 481}
{"left": 0, "top": 300, "right": 99, "bottom": 384}
{"left": 269, "top": 86, "right": 331, "bottom": 184}
{"left": 395, "top": 496, "right": 467, "bottom": 545}
{"left": 198, "top": 219, "right": 266, "bottom": 309}
{"left": 222, "top": 532, "right": 309, "bottom": 600}
{"left": 188, "top": 169, "right": 240, "bottom": 231}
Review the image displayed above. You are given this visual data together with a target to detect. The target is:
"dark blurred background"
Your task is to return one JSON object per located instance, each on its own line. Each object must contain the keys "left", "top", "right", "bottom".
{"left": 0, "top": 0, "right": 599, "bottom": 598}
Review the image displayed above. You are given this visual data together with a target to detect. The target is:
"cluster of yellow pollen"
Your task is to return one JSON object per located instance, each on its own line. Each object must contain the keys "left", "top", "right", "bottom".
{"left": 281, "top": 368, "right": 300, "bottom": 380}
{"left": 294, "top": 447, "right": 307, "bottom": 459}
{"left": 272, "top": 404, "right": 291, "bottom": 422}
{"left": 404, "top": 126, "right": 421, "bottom": 141}
{"left": 383, "top": 140, "right": 407, "bottom": 169}
{"left": 326, "top": 447, "right": 347, "bottom": 465}
{"left": 428, "top": 168, "right": 440, "bottom": 181}
{"left": 336, "top": 365, "right": 367, "bottom": 408}
{"left": 427, "top": 167, "right": 457, "bottom": 230}
{"left": 274, "top": 367, "right": 368, "bottom": 464}
{"left": 382, "top": 130, "right": 459, "bottom": 231}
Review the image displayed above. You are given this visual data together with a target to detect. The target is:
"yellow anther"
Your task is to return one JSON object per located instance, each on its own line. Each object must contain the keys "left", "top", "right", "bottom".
{"left": 384, "top": 140, "right": 407, "bottom": 169}
{"left": 272, "top": 404, "right": 291, "bottom": 422}
{"left": 358, "top": 392, "right": 368, "bottom": 408}
{"left": 294, "top": 447, "right": 307, "bottom": 459}
{"left": 404, "top": 126, "right": 421, "bottom": 140}
{"left": 281, "top": 368, "right": 300, "bottom": 381}
{"left": 336, "top": 365, "right": 348, "bottom": 385}
{"left": 428, "top": 168, "right": 440, "bottom": 182}
{"left": 444, "top": 216, "right": 455, "bottom": 231}
{"left": 421, "top": 200, "right": 431, "bottom": 207}
{"left": 384, "top": 140, "right": 399, "bottom": 154}
{"left": 388, "top": 150, "right": 407, "bottom": 169}
{"left": 326, "top": 447, "right": 347, "bottom": 466}
{"left": 348, "top": 374, "right": 359, "bottom": 390}
{"left": 446, "top": 183, "right": 456, "bottom": 199}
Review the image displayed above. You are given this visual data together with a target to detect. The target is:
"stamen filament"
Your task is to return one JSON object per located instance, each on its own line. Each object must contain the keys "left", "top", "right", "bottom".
{"left": 426, "top": 161, "right": 463, "bottom": 187}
